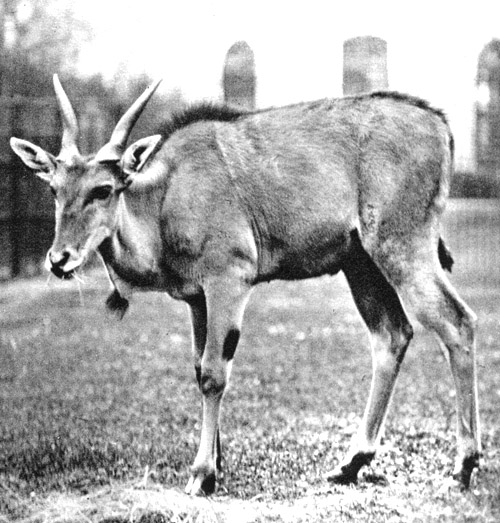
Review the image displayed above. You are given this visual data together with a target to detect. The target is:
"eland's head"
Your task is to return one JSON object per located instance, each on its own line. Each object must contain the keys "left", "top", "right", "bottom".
{"left": 10, "top": 75, "right": 162, "bottom": 279}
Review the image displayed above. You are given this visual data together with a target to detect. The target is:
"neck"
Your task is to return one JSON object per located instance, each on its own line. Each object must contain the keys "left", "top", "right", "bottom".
{"left": 100, "top": 189, "right": 164, "bottom": 289}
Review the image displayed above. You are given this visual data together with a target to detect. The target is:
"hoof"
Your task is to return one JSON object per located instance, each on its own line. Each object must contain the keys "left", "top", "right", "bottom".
{"left": 326, "top": 466, "right": 358, "bottom": 485}
{"left": 185, "top": 471, "right": 217, "bottom": 496}
{"left": 453, "top": 453, "right": 480, "bottom": 490}
{"left": 326, "top": 452, "right": 375, "bottom": 485}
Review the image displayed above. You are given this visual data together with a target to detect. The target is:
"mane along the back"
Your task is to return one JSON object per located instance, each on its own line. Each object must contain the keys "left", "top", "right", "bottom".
{"left": 367, "top": 91, "right": 450, "bottom": 125}
{"left": 156, "top": 103, "right": 250, "bottom": 140}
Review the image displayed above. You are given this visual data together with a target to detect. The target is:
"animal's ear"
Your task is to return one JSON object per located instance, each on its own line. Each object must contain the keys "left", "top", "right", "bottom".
{"left": 121, "top": 135, "right": 162, "bottom": 181}
{"left": 10, "top": 137, "right": 57, "bottom": 182}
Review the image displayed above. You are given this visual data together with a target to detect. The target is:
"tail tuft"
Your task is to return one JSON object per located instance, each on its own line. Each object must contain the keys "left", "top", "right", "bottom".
{"left": 438, "top": 237, "right": 454, "bottom": 272}
{"left": 105, "top": 289, "right": 129, "bottom": 319}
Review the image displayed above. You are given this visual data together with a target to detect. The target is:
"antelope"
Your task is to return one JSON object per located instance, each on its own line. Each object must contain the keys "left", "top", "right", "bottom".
{"left": 10, "top": 75, "right": 480, "bottom": 495}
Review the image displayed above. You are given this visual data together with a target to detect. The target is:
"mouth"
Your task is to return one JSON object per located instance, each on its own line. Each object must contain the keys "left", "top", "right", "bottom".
{"left": 50, "top": 265, "right": 76, "bottom": 280}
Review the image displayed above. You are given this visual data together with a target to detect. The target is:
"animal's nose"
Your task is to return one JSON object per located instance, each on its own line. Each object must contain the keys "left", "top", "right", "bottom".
{"left": 48, "top": 249, "right": 72, "bottom": 278}
{"left": 49, "top": 249, "right": 70, "bottom": 267}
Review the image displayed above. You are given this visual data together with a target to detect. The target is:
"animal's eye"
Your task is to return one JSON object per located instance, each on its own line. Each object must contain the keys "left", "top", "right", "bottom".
{"left": 87, "top": 184, "right": 113, "bottom": 203}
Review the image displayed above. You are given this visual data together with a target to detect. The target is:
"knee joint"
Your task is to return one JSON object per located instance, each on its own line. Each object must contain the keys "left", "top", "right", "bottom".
{"left": 388, "top": 319, "right": 413, "bottom": 364}
{"left": 200, "top": 369, "right": 226, "bottom": 396}
{"left": 398, "top": 320, "right": 414, "bottom": 348}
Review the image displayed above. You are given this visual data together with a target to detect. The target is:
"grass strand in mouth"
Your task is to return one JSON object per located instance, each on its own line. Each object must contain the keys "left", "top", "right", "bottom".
{"left": 74, "top": 271, "right": 85, "bottom": 307}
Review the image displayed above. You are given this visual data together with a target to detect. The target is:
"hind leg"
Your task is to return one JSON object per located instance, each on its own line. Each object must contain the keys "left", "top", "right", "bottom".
{"left": 404, "top": 269, "right": 480, "bottom": 488}
{"left": 327, "top": 231, "right": 414, "bottom": 484}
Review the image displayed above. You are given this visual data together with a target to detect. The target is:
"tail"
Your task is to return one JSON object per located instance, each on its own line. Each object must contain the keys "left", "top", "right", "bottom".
{"left": 438, "top": 236, "right": 454, "bottom": 272}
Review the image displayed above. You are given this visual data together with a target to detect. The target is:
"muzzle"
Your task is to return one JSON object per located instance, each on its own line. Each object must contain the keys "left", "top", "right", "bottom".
{"left": 46, "top": 248, "right": 83, "bottom": 279}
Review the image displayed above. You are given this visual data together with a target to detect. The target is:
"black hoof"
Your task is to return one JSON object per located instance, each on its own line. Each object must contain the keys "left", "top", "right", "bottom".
{"left": 327, "top": 469, "right": 358, "bottom": 485}
{"left": 327, "top": 452, "right": 375, "bottom": 485}
{"left": 200, "top": 471, "right": 217, "bottom": 495}
{"left": 453, "top": 453, "right": 480, "bottom": 490}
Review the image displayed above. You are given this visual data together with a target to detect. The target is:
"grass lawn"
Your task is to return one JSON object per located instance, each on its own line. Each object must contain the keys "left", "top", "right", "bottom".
{"left": 1, "top": 199, "right": 500, "bottom": 522}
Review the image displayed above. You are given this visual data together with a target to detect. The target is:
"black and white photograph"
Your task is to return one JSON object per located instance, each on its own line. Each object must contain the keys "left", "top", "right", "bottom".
{"left": 1, "top": 0, "right": 499, "bottom": 521}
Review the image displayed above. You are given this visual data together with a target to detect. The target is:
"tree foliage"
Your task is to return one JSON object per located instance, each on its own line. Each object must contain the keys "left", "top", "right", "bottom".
{"left": 0, "top": 1, "right": 184, "bottom": 144}
{"left": 1, "top": 0, "right": 93, "bottom": 95}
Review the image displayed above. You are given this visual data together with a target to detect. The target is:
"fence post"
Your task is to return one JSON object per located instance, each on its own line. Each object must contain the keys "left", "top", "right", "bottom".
{"left": 343, "top": 36, "right": 388, "bottom": 95}
{"left": 8, "top": 99, "right": 21, "bottom": 277}
{"left": 223, "top": 41, "right": 256, "bottom": 110}
{"left": 475, "top": 39, "right": 500, "bottom": 186}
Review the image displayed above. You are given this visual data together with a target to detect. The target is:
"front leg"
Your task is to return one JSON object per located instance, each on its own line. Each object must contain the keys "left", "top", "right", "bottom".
{"left": 185, "top": 273, "right": 252, "bottom": 496}
{"left": 187, "top": 294, "right": 223, "bottom": 479}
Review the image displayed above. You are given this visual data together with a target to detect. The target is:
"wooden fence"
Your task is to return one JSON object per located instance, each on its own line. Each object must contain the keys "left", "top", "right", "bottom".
{"left": 0, "top": 96, "right": 56, "bottom": 278}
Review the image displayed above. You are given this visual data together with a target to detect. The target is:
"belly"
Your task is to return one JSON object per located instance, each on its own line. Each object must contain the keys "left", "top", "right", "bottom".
{"left": 256, "top": 227, "right": 352, "bottom": 282}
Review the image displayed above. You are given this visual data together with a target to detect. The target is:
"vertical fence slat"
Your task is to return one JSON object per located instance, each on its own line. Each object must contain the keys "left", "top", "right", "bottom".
{"left": 8, "top": 99, "right": 21, "bottom": 277}
{"left": 343, "top": 36, "right": 388, "bottom": 95}
{"left": 223, "top": 41, "right": 256, "bottom": 110}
